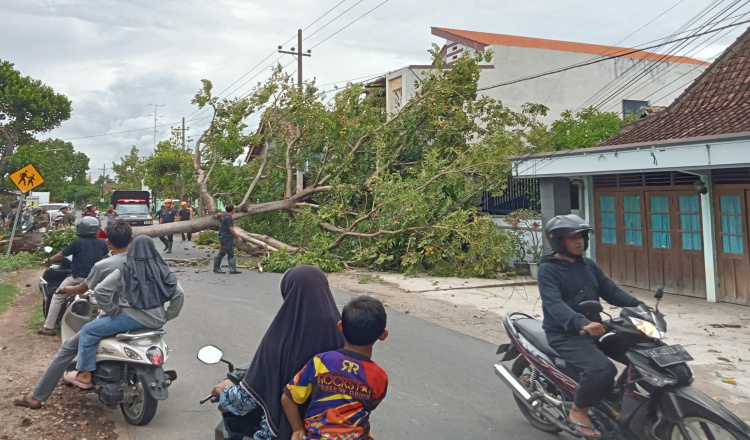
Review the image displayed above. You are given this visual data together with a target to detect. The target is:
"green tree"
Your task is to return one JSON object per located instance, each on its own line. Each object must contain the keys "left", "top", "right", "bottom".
{"left": 112, "top": 146, "right": 145, "bottom": 189}
{"left": 144, "top": 135, "right": 195, "bottom": 204}
{"left": 134, "top": 49, "right": 547, "bottom": 277}
{"left": 3, "top": 139, "right": 89, "bottom": 200}
{"left": 0, "top": 60, "right": 72, "bottom": 190}
{"left": 544, "top": 107, "right": 633, "bottom": 151}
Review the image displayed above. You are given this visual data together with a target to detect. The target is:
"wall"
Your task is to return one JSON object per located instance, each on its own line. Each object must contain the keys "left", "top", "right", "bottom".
{"left": 387, "top": 44, "right": 707, "bottom": 123}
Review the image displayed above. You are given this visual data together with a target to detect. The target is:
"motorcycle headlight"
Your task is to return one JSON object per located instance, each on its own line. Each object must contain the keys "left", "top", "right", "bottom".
{"left": 630, "top": 317, "right": 663, "bottom": 339}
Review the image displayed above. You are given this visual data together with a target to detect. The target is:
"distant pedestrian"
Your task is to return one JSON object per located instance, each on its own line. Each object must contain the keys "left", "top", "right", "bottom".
{"left": 104, "top": 205, "right": 119, "bottom": 224}
{"left": 213, "top": 204, "right": 243, "bottom": 274}
{"left": 82, "top": 204, "right": 96, "bottom": 217}
{"left": 178, "top": 202, "right": 192, "bottom": 241}
{"left": 60, "top": 206, "right": 76, "bottom": 228}
{"left": 158, "top": 199, "right": 178, "bottom": 253}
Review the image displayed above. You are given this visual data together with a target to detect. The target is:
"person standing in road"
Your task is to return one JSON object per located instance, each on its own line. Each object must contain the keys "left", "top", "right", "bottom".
{"left": 158, "top": 199, "right": 178, "bottom": 253}
{"left": 60, "top": 206, "right": 76, "bottom": 228}
{"left": 213, "top": 204, "right": 243, "bottom": 274}
{"left": 186, "top": 201, "right": 195, "bottom": 218}
{"left": 104, "top": 205, "right": 118, "bottom": 225}
{"left": 178, "top": 202, "right": 192, "bottom": 241}
{"left": 82, "top": 204, "right": 96, "bottom": 218}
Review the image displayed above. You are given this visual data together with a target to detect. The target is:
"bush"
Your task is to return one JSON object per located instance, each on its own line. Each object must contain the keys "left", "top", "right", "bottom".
{"left": 0, "top": 252, "right": 43, "bottom": 272}
{"left": 195, "top": 230, "right": 219, "bottom": 246}
{"left": 260, "top": 248, "right": 343, "bottom": 273}
{"left": 42, "top": 227, "right": 78, "bottom": 254}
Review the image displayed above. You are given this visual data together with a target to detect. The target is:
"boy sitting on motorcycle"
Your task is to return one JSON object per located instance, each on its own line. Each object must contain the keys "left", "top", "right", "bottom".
{"left": 538, "top": 214, "right": 645, "bottom": 438}
{"left": 281, "top": 296, "right": 389, "bottom": 440}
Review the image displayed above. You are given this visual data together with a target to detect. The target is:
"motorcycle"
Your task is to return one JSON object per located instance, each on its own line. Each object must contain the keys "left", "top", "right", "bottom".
{"left": 59, "top": 291, "right": 177, "bottom": 425}
{"left": 495, "top": 288, "right": 750, "bottom": 440}
{"left": 38, "top": 246, "right": 73, "bottom": 326}
{"left": 197, "top": 345, "right": 263, "bottom": 440}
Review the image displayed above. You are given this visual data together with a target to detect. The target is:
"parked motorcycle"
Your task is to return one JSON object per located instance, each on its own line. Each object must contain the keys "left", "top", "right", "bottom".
{"left": 60, "top": 292, "right": 177, "bottom": 425}
{"left": 495, "top": 288, "right": 750, "bottom": 440}
{"left": 38, "top": 246, "right": 73, "bottom": 326}
{"left": 197, "top": 345, "right": 262, "bottom": 440}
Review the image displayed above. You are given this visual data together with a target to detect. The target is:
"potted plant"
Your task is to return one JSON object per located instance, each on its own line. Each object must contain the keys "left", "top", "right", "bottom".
{"left": 503, "top": 209, "right": 543, "bottom": 278}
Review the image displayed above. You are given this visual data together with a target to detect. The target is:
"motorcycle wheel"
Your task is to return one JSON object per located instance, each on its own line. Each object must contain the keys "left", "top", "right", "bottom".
{"left": 667, "top": 415, "right": 745, "bottom": 440}
{"left": 121, "top": 372, "right": 158, "bottom": 426}
{"left": 510, "top": 356, "right": 562, "bottom": 433}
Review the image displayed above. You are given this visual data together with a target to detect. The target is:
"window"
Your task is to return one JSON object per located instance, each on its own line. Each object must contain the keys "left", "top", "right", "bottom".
{"left": 623, "top": 100, "right": 649, "bottom": 119}
{"left": 679, "top": 195, "right": 702, "bottom": 250}
{"left": 650, "top": 196, "right": 671, "bottom": 249}
{"left": 623, "top": 196, "right": 642, "bottom": 246}
{"left": 393, "top": 88, "right": 403, "bottom": 112}
{"left": 720, "top": 195, "right": 743, "bottom": 254}
{"left": 600, "top": 196, "right": 617, "bottom": 244}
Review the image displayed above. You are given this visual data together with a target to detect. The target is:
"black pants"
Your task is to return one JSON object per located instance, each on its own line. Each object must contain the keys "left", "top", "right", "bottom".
{"left": 159, "top": 234, "right": 173, "bottom": 245}
{"left": 181, "top": 232, "right": 192, "bottom": 240}
{"left": 217, "top": 236, "right": 234, "bottom": 259}
{"left": 547, "top": 332, "right": 630, "bottom": 408}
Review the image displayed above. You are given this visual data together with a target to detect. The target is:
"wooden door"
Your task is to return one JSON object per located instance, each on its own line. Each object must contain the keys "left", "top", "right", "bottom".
{"left": 595, "top": 193, "right": 621, "bottom": 284}
{"left": 646, "top": 192, "right": 679, "bottom": 292}
{"left": 619, "top": 192, "right": 649, "bottom": 289}
{"left": 715, "top": 188, "right": 750, "bottom": 305}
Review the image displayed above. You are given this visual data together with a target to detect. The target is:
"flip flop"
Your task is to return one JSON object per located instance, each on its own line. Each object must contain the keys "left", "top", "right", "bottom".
{"left": 37, "top": 329, "right": 56, "bottom": 336}
{"left": 13, "top": 395, "right": 42, "bottom": 409}
{"left": 63, "top": 371, "right": 93, "bottom": 390}
{"left": 570, "top": 422, "right": 603, "bottom": 439}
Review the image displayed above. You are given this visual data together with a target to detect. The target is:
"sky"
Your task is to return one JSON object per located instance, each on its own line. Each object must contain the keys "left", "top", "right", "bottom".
{"left": 1, "top": 0, "right": 746, "bottom": 179}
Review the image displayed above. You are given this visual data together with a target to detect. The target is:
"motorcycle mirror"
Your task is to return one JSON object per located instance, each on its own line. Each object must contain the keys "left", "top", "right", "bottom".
{"left": 654, "top": 287, "right": 664, "bottom": 299}
{"left": 42, "top": 246, "right": 53, "bottom": 254}
{"left": 197, "top": 345, "right": 224, "bottom": 365}
{"left": 578, "top": 300, "right": 604, "bottom": 314}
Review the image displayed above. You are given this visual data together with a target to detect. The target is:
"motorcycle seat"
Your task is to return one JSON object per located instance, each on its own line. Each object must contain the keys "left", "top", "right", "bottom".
{"left": 514, "top": 318, "right": 560, "bottom": 358}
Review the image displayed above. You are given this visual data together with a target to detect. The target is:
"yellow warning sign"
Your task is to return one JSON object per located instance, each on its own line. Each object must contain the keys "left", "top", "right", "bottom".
{"left": 8, "top": 164, "right": 44, "bottom": 193}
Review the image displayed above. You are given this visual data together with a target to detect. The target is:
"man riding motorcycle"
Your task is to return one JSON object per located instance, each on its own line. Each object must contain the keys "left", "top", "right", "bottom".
{"left": 537, "top": 214, "right": 646, "bottom": 437}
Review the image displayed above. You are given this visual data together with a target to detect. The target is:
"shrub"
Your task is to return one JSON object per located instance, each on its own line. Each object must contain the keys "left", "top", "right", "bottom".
{"left": 0, "top": 252, "right": 43, "bottom": 272}
{"left": 260, "top": 248, "right": 343, "bottom": 273}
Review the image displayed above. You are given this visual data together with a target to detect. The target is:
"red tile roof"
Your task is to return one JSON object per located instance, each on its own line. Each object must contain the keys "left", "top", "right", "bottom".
{"left": 597, "top": 26, "right": 750, "bottom": 147}
{"left": 432, "top": 27, "right": 710, "bottom": 66}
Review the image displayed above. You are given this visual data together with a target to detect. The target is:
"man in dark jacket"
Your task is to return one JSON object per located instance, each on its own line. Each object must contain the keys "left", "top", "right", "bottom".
{"left": 538, "top": 214, "right": 645, "bottom": 437}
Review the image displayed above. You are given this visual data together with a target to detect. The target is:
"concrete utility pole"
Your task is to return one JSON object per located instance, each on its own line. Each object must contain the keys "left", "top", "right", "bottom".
{"left": 173, "top": 117, "right": 190, "bottom": 150}
{"left": 278, "top": 29, "right": 311, "bottom": 192}
{"left": 99, "top": 164, "right": 106, "bottom": 202}
{"left": 148, "top": 104, "right": 165, "bottom": 149}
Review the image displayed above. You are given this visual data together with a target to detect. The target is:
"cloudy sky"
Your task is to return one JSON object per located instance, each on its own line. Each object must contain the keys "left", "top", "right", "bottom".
{"left": 1, "top": 0, "right": 746, "bottom": 178}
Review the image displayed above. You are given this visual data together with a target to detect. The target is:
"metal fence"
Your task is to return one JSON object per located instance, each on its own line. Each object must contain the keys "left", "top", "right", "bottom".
{"left": 481, "top": 176, "right": 540, "bottom": 215}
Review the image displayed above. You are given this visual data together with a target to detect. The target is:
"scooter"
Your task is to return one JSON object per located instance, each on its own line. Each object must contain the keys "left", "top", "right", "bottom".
{"left": 197, "top": 345, "right": 263, "bottom": 440}
{"left": 59, "top": 291, "right": 177, "bottom": 425}
{"left": 495, "top": 288, "right": 750, "bottom": 440}
{"left": 38, "top": 246, "right": 73, "bottom": 326}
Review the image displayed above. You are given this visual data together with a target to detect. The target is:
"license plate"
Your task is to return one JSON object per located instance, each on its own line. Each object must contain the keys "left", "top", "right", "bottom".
{"left": 647, "top": 344, "right": 694, "bottom": 367}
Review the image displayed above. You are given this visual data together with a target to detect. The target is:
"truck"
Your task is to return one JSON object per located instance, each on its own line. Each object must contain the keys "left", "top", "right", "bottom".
{"left": 111, "top": 190, "right": 153, "bottom": 227}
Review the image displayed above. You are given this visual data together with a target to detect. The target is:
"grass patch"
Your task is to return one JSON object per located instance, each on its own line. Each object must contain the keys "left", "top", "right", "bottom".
{"left": 26, "top": 293, "right": 46, "bottom": 332}
{"left": 0, "top": 252, "right": 43, "bottom": 272}
{"left": 0, "top": 283, "right": 20, "bottom": 316}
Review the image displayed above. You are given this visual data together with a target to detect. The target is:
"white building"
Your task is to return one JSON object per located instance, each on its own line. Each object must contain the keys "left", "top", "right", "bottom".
{"left": 386, "top": 27, "right": 710, "bottom": 122}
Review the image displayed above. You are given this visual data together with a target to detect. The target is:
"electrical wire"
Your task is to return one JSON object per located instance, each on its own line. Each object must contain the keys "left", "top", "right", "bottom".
{"left": 309, "top": 0, "right": 392, "bottom": 50}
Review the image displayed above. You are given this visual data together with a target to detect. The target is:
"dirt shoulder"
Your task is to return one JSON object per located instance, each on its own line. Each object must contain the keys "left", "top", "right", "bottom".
{"left": 0, "top": 269, "right": 121, "bottom": 440}
{"left": 327, "top": 271, "right": 750, "bottom": 423}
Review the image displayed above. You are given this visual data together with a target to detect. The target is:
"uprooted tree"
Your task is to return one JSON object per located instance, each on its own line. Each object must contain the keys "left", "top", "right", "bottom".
{"left": 132, "top": 48, "right": 548, "bottom": 276}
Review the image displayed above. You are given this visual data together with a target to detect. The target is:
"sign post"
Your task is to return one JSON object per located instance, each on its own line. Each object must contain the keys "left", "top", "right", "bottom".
{"left": 4, "top": 164, "right": 45, "bottom": 255}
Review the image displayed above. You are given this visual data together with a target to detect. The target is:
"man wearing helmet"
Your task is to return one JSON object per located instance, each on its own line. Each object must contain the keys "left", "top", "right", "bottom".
{"left": 38, "top": 217, "right": 109, "bottom": 336}
{"left": 538, "top": 214, "right": 645, "bottom": 437}
{"left": 158, "top": 199, "right": 178, "bottom": 253}
{"left": 82, "top": 204, "right": 96, "bottom": 218}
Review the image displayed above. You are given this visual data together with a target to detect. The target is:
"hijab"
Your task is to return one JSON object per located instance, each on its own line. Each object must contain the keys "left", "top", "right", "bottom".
{"left": 121, "top": 236, "right": 178, "bottom": 309}
{"left": 241, "top": 265, "right": 345, "bottom": 439}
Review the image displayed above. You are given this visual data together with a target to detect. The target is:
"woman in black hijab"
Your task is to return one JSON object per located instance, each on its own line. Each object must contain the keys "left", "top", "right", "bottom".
{"left": 212, "top": 265, "right": 345, "bottom": 439}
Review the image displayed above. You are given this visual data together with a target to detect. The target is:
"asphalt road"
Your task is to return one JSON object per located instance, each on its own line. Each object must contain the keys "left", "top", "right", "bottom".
{"left": 115, "top": 237, "right": 558, "bottom": 440}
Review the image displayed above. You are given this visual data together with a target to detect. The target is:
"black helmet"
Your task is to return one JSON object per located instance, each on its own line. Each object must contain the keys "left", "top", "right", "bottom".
{"left": 77, "top": 217, "right": 100, "bottom": 236}
{"left": 544, "top": 214, "right": 593, "bottom": 257}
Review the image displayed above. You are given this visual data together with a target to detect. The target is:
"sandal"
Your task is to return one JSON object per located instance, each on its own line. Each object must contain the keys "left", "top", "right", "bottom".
{"left": 570, "top": 422, "right": 603, "bottom": 439}
{"left": 37, "top": 328, "right": 56, "bottom": 336}
{"left": 13, "top": 395, "right": 42, "bottom": 409}
{"left": 63, "top": 370, "right": 93, "bottom": 390}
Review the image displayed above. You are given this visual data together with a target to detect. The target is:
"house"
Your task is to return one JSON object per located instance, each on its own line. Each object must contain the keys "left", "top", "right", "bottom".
{"left": 387, "top": 27, "right": 709, "bottom": 123}
{"left": 510, "top": 27, "right": 750, "bottom": 306}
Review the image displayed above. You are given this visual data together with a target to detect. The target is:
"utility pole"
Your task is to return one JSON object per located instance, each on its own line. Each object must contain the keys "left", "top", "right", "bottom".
{"left": 148, "top": 104, "right": 165, "bottom": 149}
{"left": 278, "top": 29, "right": 311, "bottom": 192}
{"left": 99, "top": 164, "right": 106, "bottom": 203}
{"left": 173, "top": 117, "right": 190, "bottom": 150}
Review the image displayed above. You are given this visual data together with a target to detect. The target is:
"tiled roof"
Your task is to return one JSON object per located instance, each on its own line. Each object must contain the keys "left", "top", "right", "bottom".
{"left": 597, "top": 26, "right": 750, "bottom": 147}
{"left": 432, "top": 27, "right": 710, "bottom": 66}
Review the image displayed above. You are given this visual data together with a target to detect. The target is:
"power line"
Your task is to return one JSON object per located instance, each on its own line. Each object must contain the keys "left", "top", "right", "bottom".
{"left": 309, "top": 0, "right": 392, "bottom": 50}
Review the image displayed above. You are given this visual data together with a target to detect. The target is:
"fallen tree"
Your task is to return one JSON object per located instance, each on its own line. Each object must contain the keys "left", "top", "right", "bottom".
{"left": 124, "top": 49, "right": 547, "bottom": 276}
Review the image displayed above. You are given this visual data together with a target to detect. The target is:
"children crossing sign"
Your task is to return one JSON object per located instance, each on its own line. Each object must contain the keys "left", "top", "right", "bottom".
{"left": 8, "top": 164, "right": 44, "bottom": 193}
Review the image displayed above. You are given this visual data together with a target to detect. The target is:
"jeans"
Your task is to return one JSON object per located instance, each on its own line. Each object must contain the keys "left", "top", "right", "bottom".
{"left": 32, "top": 333, "right": 80, "bottom": 401}
{"left": 43, "top": 276, "right": 85, "bottom": 330}
{"left": 76, "top": 313, "right": 149, "bottom": 372}
{"left": 217, "top": 236, "right": 235, "bottom": 260}
{"left": 547, "top": 332, "right": 630, "bottom": 408}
